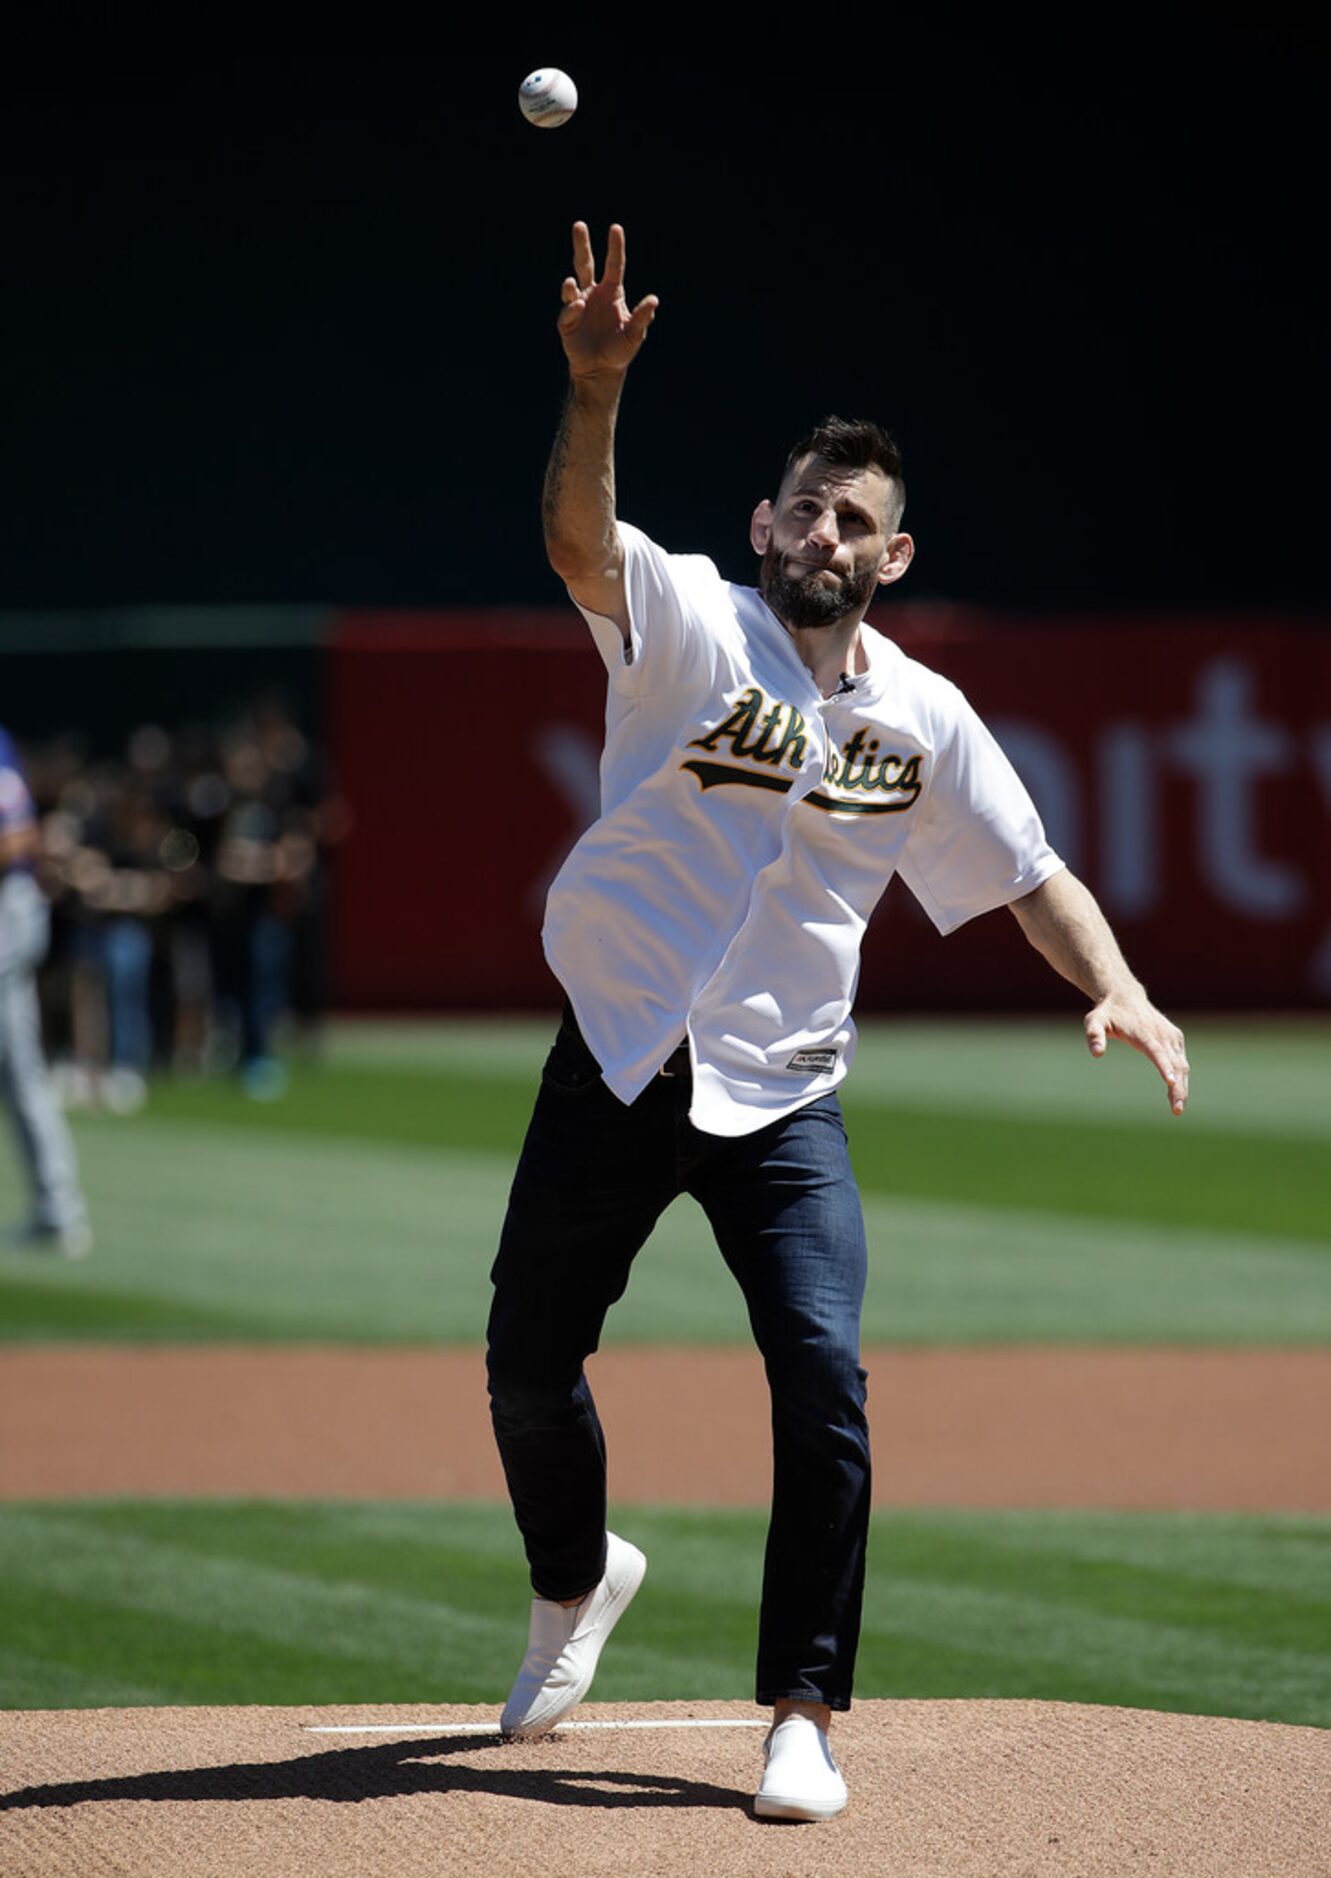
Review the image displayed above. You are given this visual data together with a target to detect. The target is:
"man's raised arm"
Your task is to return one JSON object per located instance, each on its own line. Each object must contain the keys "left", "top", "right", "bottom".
{"left": 542, "top": 222, "right": 658, "bottom": 640}
{"left": 1009, "top": 868, "right": 1191, "bottom": 1116}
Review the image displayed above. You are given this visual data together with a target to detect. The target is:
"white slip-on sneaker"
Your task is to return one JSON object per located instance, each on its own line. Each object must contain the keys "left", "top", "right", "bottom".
{"left": 755, "top": 1714, "right": 848, "bottom": 1821}
{"left": 500, "top": 1532, "right": 647, "bottom": 1739}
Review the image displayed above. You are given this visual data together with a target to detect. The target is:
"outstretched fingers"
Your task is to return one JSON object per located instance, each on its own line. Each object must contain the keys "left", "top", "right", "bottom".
{"left": 627, "top": 293, "right": 660, "bottom": 343}
{"left": 1154, "top": 1029, "right": 1191, "bottom": 1116}
{"left": 571, "top": 221, "right": 595, "bottom": 289}
{"left": 557, "top": 275, "right": 586, "bottom": 338}
{"left": 558, "top": 222, "right": 657, "bottom": 369}
{"left": 569, "top": 221, "right": 631, "bottom": 293}
{"left": 1085, "top": 1003, "right": 1190, "bottom": 1115}
{"left": 603, "top": 222, "right": 627, "bottom": 286}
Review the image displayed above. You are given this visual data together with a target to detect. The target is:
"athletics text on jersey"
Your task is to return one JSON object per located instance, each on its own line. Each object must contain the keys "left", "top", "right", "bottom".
{"left": 543, "top": 524, "right": 1062, "bottom": 1136}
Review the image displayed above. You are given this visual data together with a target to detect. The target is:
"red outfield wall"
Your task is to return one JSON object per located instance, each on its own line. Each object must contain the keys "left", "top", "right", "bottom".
{"left": 327, "top": 607, "right": 1329, "bottom": 1011}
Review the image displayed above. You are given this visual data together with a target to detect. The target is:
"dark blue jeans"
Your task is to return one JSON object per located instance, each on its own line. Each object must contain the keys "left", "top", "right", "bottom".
{"left": 486, "top": 1011, "right": 871, "bottom": 1711}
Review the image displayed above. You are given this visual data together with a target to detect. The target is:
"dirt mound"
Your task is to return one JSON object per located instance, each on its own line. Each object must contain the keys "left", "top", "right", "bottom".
{"left": 2, "top": 1698, "right": 1326, "bottom": 1876}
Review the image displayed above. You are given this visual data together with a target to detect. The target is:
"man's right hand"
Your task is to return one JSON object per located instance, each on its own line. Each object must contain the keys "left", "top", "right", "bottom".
{"left": 558, "top": 222, "right": 658, "bottom": 385}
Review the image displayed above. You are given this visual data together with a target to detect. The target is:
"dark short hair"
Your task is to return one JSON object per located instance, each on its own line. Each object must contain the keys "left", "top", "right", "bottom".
{"left": 782, "top": 416, "right": 906, "bottom": 531}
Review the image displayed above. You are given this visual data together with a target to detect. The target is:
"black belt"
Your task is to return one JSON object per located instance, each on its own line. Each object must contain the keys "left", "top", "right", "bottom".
{"left": 560, "top": 1001, "right": 689, "bottom": 1081}
{"left": 658, "top": 1042, "right": 691, "bottom": 1079}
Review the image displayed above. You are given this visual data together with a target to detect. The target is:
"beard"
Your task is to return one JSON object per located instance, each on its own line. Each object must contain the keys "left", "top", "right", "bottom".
{"left": 759, "top": 546, "right": 879, "bottom": 630}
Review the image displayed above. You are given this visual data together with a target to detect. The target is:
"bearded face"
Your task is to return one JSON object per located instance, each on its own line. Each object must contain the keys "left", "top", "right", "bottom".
{"left": 759, "top": 543, "right": 882, "bottom": 631}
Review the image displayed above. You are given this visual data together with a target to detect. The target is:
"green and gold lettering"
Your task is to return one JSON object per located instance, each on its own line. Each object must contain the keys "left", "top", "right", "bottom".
{"left": 689, "top": 689, "right": 808, "bottom": 773}
{"left": 772, "top": 706, "right": 808, "bottom": 768}
{"left": 811, "top": 745, "right": 923, "bottom": 813}
{"left": 883, "top": 754, "right": 922, "bottom": 804}
{"left": 839, "top": 729, "right": 870, "bottom": 788}
{"left": 748, "top": 699, "right": 789, "bottom": 763}
{"left": 688, "top": 688, "right": 764, "bottom": 758}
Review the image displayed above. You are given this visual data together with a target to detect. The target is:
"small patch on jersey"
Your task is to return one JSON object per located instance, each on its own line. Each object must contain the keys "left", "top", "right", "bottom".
{"left": 786, "top": 1048, "right": 839, "bottom": 1073}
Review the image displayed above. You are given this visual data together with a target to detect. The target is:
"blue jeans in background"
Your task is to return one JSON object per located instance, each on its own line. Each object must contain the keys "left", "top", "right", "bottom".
{"left": 103, "top": 919, "right": 153, "bottom": 1072}
{"left": 486, "top": 1010, "right": 872, "bottom": 1712}
{"left": 0, "top": 873, "right": 89, "bottom": 1233}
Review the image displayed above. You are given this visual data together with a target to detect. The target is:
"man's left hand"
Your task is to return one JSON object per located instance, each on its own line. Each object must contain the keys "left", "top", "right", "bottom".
{"left": 1084, "top": 990, "right": 1189, "bottom": 1116}
{"left": 1009, "top": 870, "right": 1190, "bottom": 1117}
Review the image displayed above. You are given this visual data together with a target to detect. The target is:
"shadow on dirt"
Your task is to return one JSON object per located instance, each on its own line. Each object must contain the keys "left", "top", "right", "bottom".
{"left": 0, "top": 1731, "right": 749, "bottom": 1813}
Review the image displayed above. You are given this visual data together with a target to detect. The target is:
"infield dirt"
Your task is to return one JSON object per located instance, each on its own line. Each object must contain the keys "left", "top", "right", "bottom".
{"left": 0, "top": 1343, "right": 1327, "bottom": 1507}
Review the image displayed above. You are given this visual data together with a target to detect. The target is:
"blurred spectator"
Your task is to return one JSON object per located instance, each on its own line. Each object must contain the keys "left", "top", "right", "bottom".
{"left": 252, "top": 692, "right": 347, "bottom": 1058}
{"left": 0, "top": 723, "right": 93, "bottom": 1255}
{"left": 24, "top": 696, "right": 346, "bottom": 1108}
{"left": 210, "top": 728, "right": 296, "bottom": 1098}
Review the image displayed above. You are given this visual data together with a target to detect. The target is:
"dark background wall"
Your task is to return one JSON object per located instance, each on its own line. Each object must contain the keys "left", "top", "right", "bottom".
{"left": 1, "top": 15, "right": 1327, "bottom": 617}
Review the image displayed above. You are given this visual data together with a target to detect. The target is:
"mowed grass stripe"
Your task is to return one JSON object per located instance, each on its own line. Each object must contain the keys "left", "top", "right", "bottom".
{"left": 0, "top": 1504, "right": 750, "bottom": 1711}
{"left": 3, "top": 1124, "right": 511, "bottom": 1343}
{"left": 0, "top": 1643, "right": 165, "bottom": 1711}
{"left": 0, "top": 1503, "right": 1325, "bottom": 1726}
{"left": 844, "top": 1017, "right": 1331, "bottom": 1141}
{"left": 3, "top": 1119, "right": 1327, "bottom": 1343}
{"left": 0, "top": 1508, "right": 517, "bottom": 1706}
{"left": 850, "top": 1197, "right": 1331, "bottom": 1343}
{"left": 897, "top": 1507, "right": 1331, "bottom": 1600}
{"left": 844, "top": 1106, "right": 1325, "bottom": 1241}
{"left": 123, "top": 1042, "right": 1329, "bottom": 1243}
{"left": 324, "top": 1017, "right": 1331, "bottom": 1143}
{"left": 859, "top": 1586, "right": 1327, "bottom": 1725}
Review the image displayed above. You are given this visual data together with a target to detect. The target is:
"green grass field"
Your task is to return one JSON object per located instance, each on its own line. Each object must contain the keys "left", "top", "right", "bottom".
{"left": 0, "top": 1502, "right": 1325, "bottom": 1726}
{"left": 1, "top": 1016, "right": 1328, "bottom": 1345}
{"left": 1, "top": 1016, "right": 1327, "bottom": 1723}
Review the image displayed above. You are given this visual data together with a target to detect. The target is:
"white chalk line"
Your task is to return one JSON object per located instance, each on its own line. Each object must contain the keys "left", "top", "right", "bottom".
{"left": 305, "top": 1719, "right": 768, "bottom": 1736}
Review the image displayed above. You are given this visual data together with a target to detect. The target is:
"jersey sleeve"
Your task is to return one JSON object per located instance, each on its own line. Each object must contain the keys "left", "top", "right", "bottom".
{"left": 568, "top": 522, "right": 716, "bottom": 693}
{"left": 897, "top": 684, "right": 1064, "bottom": 934}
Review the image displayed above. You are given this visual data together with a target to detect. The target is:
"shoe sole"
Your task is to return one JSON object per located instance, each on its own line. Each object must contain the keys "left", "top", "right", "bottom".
{"left": 754, "top": 1792, "right": 847, "bottom": 1822}
{"left": 502, "top": 1542, "right": 647, "bottom": 1740}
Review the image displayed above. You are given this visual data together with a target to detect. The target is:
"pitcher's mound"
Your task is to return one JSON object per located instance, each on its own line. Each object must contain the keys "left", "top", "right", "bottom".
{"left": 1, "top": 1697, "right": 1326, "bottom": 1876}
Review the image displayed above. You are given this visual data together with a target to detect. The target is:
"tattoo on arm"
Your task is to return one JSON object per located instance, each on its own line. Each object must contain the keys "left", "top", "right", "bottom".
{"left": 542, "top": 394, "right": 574, "bottom": 540}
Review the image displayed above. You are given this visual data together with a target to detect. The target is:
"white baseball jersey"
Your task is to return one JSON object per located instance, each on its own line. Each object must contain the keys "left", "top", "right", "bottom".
{"left": 543, "top": 523, "right": 1063, "bottom": 1137}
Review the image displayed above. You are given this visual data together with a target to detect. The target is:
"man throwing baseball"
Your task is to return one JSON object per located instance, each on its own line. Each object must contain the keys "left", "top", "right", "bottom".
{"left": 486, "top": 223, "right": 1189, "bottom": 1822}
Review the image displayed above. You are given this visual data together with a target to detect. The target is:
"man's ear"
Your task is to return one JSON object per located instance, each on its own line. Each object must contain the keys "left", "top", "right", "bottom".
{"left": 876, "top": 532, "right": 915, "bottom": 586}
{"left": 750, "top": 499, "right": 774, "bottom": 555}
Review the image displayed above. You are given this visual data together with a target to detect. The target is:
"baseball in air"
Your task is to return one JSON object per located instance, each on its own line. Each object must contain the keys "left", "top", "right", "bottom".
{"left": 519, "top": 69, "right": 578, "bottom": 129}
